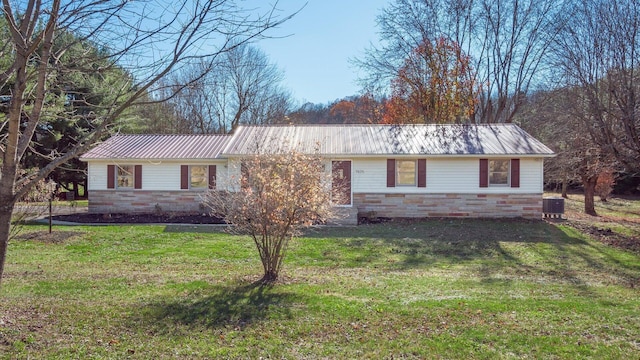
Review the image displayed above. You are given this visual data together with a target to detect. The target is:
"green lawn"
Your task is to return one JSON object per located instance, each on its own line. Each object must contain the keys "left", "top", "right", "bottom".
{"left": 1, "top": 215, "right": 640, "bottom": 358}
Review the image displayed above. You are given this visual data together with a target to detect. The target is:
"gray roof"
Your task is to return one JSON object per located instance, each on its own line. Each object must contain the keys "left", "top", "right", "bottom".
{"left": 80, "top": 124, "right": 554, "bottom": 161}
{"left": 222, "top": 124, "right": 555, "bottom": 157}
{"left": 80, "top": 134, "right": 231, "bottom": 160}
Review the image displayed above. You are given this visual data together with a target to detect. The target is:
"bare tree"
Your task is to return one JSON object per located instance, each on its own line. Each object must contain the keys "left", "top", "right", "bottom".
{"left": 356, "top": 0, "right": 566, "bottom": 123}
{"left": 554, "top": 0, "right": 640, "bottom": 174}
{"left": 163, "top": 43, "right": 292, "bottom": 134}
{"left": 515, "top": 90, "right": 581, "bottom": 197}
{"left": 204, "top": 145, "right": 343, "bottom": 283}
{"left": 0, "top": 0, "right": 295, "bottom": 284}
{"left": 517, "top": 88, "right": 620, "bottom": 215}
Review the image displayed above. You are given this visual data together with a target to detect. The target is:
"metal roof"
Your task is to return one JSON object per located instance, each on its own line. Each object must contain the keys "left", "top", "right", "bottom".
{"left": 80, "top": 134, "right": 231, "bottom": 160}
{"left": 222, "top": 124, "right": 555, "bottom": 157}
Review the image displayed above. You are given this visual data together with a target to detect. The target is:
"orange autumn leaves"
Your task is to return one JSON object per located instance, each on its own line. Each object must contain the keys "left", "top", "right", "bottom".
{"left": 382, "top": 37, "right": 479, "bottom": 124}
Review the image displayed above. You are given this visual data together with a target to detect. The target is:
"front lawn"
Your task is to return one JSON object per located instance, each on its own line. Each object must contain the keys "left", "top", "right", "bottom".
{"left": 1, "top": 217, "right": 639, "bottom": 359}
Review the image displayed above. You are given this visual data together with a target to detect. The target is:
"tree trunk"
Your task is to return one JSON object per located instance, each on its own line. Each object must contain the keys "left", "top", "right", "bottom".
{"left": 0, "top": 208, "right": 13, "bottom": 286}
{"left": 0, "top": 144, "right": 19, "bottom": 286}
{"left": 261, "top": 270, "right": 278, "bottom": 283}
{"left": 261, "top": 252, "right": 280, "bottom": 283}
{"left": 561, "top": 172, "right": 568, "bottom": 198}
{"left": 583, "top": 175, "right": 598, "bottom": 216}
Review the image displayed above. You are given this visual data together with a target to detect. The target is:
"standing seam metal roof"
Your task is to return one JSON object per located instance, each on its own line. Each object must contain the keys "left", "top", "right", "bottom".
{"left": 80, "top": 124, "right": 554, "bottom": 160}
{"left": 221, "top": 124, "right": 555, "bottom": 156}
{"left": 79, "top": 134, "right": 232, "bottom": 160}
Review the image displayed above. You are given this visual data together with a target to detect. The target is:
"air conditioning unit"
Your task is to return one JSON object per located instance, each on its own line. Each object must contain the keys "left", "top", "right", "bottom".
{"left": 543, "top": 197, "right": 564, "bottom": 218}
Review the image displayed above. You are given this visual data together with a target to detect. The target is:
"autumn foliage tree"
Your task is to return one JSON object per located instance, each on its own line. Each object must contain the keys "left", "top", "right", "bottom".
{"left": 359, "top": 0, "right": 563, "bottom": 123}
{"left": 595, "top": 169, "right": 616, "bottom": 202}
{"left": 204, "top": 148, "right": 342, "bottom": 283}
{"left": 382, "top": 38, "right": 478, "bottom": 124}
{"left": 328, "top": 94, "right": 384, "bottom": 124}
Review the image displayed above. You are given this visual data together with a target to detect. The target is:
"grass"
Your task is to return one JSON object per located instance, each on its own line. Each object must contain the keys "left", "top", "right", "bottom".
{"left": 1, "top": 197, "right": 640, "bottom": 359}
{"left": 15, "top": 200, "right": 89, "bottom": 208}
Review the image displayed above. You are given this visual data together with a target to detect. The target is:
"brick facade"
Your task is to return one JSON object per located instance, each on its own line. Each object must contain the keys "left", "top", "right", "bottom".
{"left": 88, "top": 190, "right": 208, "bottom": 214}
{"left": 353, "top": 193, "right": 542, "bottom": 220}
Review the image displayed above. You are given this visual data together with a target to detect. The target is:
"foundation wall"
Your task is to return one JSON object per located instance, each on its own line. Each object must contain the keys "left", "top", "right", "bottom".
{"left": 354, "top": 193, "right": 542, "bottom": 219}
{"left": 88, "top": 190, "right": 207, "bottom": 214}
{"left": 89, "top": 190, "right": 543, "bottom": 220}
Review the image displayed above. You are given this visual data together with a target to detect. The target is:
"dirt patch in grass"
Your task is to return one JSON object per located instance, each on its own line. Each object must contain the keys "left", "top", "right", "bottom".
{"left": 13, "top": 231, "right": 84, "bottom": 244}
{"left": 556, "top": 194, "right": 640, "bottom": 254}
{"left": 563, "top": 220, "right": 640, "bottom": 254}
{"left": 52, "top": 212, "right": 225, "bottom": 224}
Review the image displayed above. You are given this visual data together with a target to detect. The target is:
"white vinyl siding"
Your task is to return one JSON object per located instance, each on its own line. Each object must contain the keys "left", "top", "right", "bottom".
{"left": 87, "top": 160, "right": 228, "bottom": 191}
{"left": 351, "top": 157, "right": 543, "bottom": 194}
{"left": 142, "top": 163, "right": 180, "bottom": 190}
{"left": 87, "top": 162, "right": 108, "bottom": 190}
{"left": 88, "top": 157, "right": 543, "bottom": 193}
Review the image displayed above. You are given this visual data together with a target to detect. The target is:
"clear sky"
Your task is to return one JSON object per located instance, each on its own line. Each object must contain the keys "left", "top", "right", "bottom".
{"left": 255, "top": 0, "right": 390, "bottom": 105}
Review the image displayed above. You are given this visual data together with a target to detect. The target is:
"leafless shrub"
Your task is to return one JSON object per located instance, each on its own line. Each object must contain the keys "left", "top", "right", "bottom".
{"left": 203, "top": 147, "right": 344, "bottom": 283}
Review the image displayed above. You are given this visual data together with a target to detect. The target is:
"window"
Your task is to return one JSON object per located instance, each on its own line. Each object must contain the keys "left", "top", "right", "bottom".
{"left": 181, "top": 164, "right": 216, "bottom": 190}
{"left": 387, "top": 159, "right": 426, "bottom": 187}
{"left": 396, "top": 160, "right": 416, "bottom": 186}
{"left": 117, "top": 165, "right": 134, "bottom": 188}
{"left": 489, "top": 159, "right": 509, "bottom": 186}
{"left": 190, "top": 166, "right": 207, "bottom": 189}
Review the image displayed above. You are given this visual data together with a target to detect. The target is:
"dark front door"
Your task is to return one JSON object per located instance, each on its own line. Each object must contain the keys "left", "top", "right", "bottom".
{"left": 332, "top": 160, "right": 352, "bottom": 205}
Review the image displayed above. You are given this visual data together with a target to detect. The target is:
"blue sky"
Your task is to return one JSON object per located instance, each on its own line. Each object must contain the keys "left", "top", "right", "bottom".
{"left": 255, "top": 0, "right": 390, "bottom": 105}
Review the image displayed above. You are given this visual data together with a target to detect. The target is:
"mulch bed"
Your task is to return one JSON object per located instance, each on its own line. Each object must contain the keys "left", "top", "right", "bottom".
{"left": 51, "top": 212, "right": 226, "bottom": 225}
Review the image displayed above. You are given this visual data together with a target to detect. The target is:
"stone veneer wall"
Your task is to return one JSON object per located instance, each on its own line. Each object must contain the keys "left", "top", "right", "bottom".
{"left": 353, "top": 193, "right": 542, "bottom": 219}
{"left": 89, "top": 190, "right": 542, "bottom": 220}
{"left": 88, "top": 190, "right": 208, "bottom": 214}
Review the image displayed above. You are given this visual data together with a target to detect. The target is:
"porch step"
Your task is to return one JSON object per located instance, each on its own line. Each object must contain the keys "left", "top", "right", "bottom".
{"left": 329, "top": 206, "right": 359, "bottom": 225}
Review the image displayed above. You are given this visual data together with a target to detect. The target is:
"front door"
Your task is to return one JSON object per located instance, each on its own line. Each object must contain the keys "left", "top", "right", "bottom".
{"left": 332, "top": 160, "right": 351, "bottom": 206}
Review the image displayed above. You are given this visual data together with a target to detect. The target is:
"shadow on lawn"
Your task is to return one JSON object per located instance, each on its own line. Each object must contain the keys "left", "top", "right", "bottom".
{"left": 303, "top": 218, "right": 640, "bottom": 288}
{"left": 305, "top": 218, "right": 584, "bottom": 264}
{"left": 133, "top": 280, "right": 299, "bottom": 332}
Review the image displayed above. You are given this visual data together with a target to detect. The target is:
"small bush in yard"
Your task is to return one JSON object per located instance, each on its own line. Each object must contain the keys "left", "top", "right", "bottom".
{"left": 204, "top": 147, "right": 345, "bottom": 283}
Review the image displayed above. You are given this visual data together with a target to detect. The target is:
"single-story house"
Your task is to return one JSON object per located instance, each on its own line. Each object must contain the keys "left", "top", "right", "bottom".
{"left": 80, "top": 124, "right": 555, "bottom": 222}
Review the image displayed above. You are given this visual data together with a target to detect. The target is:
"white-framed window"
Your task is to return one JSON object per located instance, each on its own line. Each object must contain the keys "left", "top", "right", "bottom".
{"left": 397, "top": 160, "right": 416, "bottom": 186}
{"left": 117, "top": 165, "right": 134, "bottom": 188}
{"left": 190, "top": 165, "right": 208, "bottom": 189}
{"left": 489, "top": 159, "right": 509, "bottom": 186}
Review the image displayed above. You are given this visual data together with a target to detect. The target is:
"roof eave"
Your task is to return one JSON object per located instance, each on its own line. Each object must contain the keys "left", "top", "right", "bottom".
{"left": 221, "top": 152, "right": 556, "bottom": 158}
{"left": 80, "top": 157, "right": 228, "bottom": 162}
